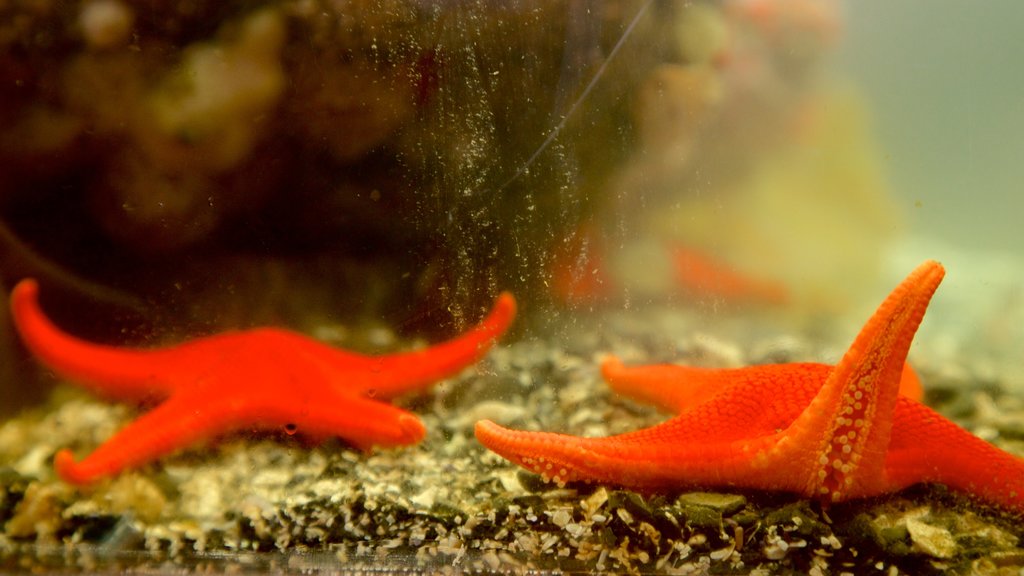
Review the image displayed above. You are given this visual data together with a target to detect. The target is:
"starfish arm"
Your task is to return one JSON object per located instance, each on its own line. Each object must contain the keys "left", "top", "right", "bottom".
{"left": 475, "top": 419, "right": 675, "bottom": 488}
{"left": 602, "top": 358, "right": 924, "bottom": 413}
{"left": 475, "top": 365, "right": 846, "bottom": 491}
{"left": 53, "top": 391, "right": 247, "bottom": 484}
{"left": 670, "top": 245, "right": 789, "bottom": 305}
{"left": 778, "top": 260, "right": 945, "bottom": 502}
{"left": 474, "top": 375, "right": 816, "bottom": 491}
{"left": 602, "top": 357, "right": 834, "bottom": 413}
{"left": 885, "top": 400, "right": 1024, "bottom": 511}
{"left": 600, "top": 356, "right": 747, "bottom": 412}
{"left": 322, "top": 292, "right": 516, "bottom": 398}
{"left": 10, "top": 279, "right": 177, "bottom": 400}
{"left": 475, "top": 419, "right": 795, "bottom": 491}
{"left": 898, "top": 363, "right": 924, "bottom": 402}
{"left": 290, "top": 394, "right": 427, "bottom": 450}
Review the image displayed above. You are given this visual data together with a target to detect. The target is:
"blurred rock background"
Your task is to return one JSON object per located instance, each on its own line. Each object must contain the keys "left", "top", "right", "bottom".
{"left": 2, "top": 0, "right": 889, "bottom": 413}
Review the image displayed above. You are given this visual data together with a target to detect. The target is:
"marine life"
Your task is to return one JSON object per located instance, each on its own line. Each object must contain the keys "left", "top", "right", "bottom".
{"left": 477, "top": 261, "right": 1024, "bottom": 512}
{"left": 670, "top": 245, "right": 788, "bottom": 305}
{"left": 548, "top": 221, "right": 790, "bottom": 307}
{"left": 600, "top": 355, "right": 924, "bottom": 409}
{"left": 11, "top": 279, "right": 515, "bottom": 485}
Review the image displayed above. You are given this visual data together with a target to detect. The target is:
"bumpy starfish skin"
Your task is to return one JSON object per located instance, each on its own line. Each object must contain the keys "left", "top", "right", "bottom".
{"left": 600, "top": 358, "right": 924, "bottom": 410}
{"left": 476, "top": 261, "right": 1024, "bottom": 511}
{"left": 11, "top": 279, "right": 515, "bottom": 484}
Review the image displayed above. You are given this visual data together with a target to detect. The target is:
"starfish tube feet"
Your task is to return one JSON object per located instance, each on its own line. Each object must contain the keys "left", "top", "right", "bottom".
{"left": 11, "top": 280, "right": 516, "bottom": 484}
{"left": 783, "top": 260, "right": 944, "bottom": 502}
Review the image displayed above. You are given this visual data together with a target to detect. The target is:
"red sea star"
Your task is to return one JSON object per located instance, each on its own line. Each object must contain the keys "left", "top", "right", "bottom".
{"left": 476, "top": 261, "right": 1024, "bottom": 512}
{"left": 11, "top": 279, "right": 516, "bottom": 485}
{"left": 669, "top": 245, "right": 789, "bottom": 306}
{"left": 547, "top": 222, "right": 789, "bottom": 307}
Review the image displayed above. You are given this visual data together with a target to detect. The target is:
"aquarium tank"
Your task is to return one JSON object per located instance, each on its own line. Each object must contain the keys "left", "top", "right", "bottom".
{"left": 1, "top": 0, "right": 1023, "bottom": 574}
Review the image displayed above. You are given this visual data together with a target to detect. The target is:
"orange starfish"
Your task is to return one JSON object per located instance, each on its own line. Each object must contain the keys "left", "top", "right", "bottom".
{"left": 547, "top": 224, "right": 789, "bottom": 307}
{"left": 11, "top": 279, "right": 516, "bottom": 485}
{"left": 670, "top": 245, "right": 789, "bottom": 306}
{"left": 476, "top": 261, "right": 1024, "bottom": 512}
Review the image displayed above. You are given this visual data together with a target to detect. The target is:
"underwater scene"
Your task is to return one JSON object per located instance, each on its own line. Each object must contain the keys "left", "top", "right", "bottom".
{"left": 1, "top": 0, "right": 1023, "bottom": 574}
